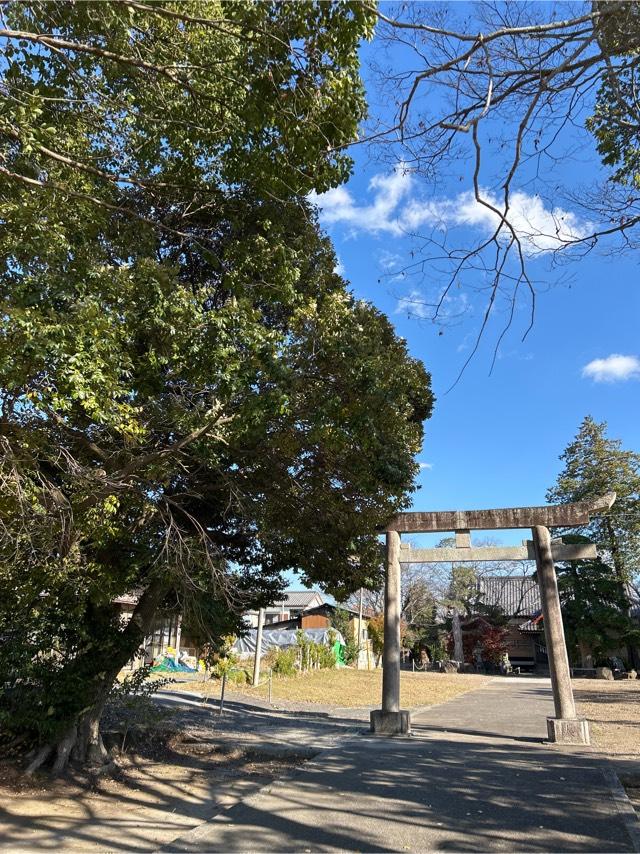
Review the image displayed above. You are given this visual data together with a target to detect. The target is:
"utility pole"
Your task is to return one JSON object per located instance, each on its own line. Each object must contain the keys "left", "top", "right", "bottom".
{"left": 252, "top": 608, "right": 265, "bottom": 687}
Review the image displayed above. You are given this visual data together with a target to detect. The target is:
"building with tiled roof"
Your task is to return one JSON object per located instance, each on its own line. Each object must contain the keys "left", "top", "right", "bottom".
{"left": 477, "top": 575, "right": 541, "bottom": 616}
{"left": 463, "top": 574, "right": 543, "bottom": 670}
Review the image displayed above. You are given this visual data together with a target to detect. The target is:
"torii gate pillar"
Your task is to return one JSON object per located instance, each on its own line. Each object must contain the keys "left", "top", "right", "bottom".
{"left": 532, "top": 525, "right": 590, "bottom": 745}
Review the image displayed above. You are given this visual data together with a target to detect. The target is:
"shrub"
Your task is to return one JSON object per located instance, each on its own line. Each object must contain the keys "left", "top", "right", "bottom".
{"left": 226, "top": 667, "right": 250, "bottom": 686}
{"left": 264, "top": 647, "right": 298, "bottom": 677}
{"left": 107, "top": 665, "right": 173, "bottom": 753}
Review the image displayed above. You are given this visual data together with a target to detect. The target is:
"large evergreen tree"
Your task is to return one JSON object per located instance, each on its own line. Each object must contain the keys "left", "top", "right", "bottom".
{"left": 547, "top": 416, "right": 640, "bottom": 666}
{"left": 0, "top": 2, "right": 434, "bottom": 773}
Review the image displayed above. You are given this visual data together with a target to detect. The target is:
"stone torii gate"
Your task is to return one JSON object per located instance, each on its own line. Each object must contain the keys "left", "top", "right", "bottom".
{"left": 369, "top": 493, "right": 616, "bottom": 745}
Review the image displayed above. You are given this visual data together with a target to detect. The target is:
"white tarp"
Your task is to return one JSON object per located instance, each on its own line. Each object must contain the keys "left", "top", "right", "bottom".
{"left": 233, "top": 627, "right": 344, "bottom": 657}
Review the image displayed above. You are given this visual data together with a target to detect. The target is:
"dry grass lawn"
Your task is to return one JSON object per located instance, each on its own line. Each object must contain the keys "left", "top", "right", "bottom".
{"left": 573, "top": 678, "right": 640, "bottom": 754}
{"left": 167, "top": 668, "right": 492, "bottom": 709}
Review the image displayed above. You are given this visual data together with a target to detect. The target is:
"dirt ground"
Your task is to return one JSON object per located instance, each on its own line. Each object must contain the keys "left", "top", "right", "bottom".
{"left": 573, "top": 678, "right": 640, "bottom": 817}
{"left": 573, "top": 678, "right": 640, "bottom": 755}
{"left": 166, "top": 668, "right": 493, "bottom": 709}
{"left": 0, "top": 732, "right": 306, "bottom": 852}
{"left": 0, "top": 671, "right": 491, "bottom": 851}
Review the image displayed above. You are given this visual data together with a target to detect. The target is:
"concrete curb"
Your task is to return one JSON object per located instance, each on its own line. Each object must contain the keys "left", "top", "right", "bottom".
{"left": 603, "top": 767, "right": 640, "bottom": 853}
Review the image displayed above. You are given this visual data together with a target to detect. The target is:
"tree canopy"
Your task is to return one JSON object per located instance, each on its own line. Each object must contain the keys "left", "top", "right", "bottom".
{"left": 0, "top": 1, "right": 433, "bottom": 773}
{"left": 547, "top": 416, "right": 640, "bottom": 590}
{"left": 555, "top": 552, "right": 638, "bottom": 667}
{"left": 548, "top": 416, "right": 640, "bottom": 667}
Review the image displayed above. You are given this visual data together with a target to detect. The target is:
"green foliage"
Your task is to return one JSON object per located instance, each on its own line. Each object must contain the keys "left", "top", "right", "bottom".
{"left": 330, "top": 608, "right": 359, "bottom": 664}
{"left": 367, "top": 614, "right": 385, "bottom": 662}
{"left": 294, "top": 630, "right": 337, "bottom": 671}
{"left": 446, "top": 566, "right": 481, "bottom": 617}
{"left": 555, "top": 552, "right": 640, "bottom": 664}
{"left": 212, "top": 636, "right": 240, "bottom": 679}
{"left": 429, "top": 638, "right": 448, "bottom": 664}
{"left": 265, "top": 647, "right": 298, "bottom": 677}
{"left": 114, "top": 665, "right": 174, "bottom": 699}
{"left": 547, "top": 416, "right": 640, "bottom": 587}
{"left": 588, "top": 2, "right": 640, "bottom": 187}
{"left": 108, "top": 669, "right": 173, "bottom": 754}
{"left": 548, "top": 416, "right": 640, "bottom": 665}
{"left": 0, "top": 0, "right": 434, "bottom": 754}
{"left": 225, "top": 668, "right": 250, "bottom": 687}
{"left": 0, "top": 2, "right": 375, "bottom": 208}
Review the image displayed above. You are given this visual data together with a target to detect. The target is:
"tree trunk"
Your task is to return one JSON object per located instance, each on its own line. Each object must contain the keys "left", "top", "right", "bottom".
{"left": 26, "top": 575, "right": 169, "bottom": 776}
{"left": 452, "top": 609, "right": 464, "bottom": 663}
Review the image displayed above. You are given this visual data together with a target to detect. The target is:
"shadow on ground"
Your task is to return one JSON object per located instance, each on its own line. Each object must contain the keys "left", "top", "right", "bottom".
{"left": 1, "top": 682, "right": 638, "bottom": 852}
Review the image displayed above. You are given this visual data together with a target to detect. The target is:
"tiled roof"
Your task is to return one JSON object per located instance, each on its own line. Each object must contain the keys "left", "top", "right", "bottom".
{"left": 282, "top": 590, "right": 324, "bottom": 608}
{"left": 477, "top": 575, "right": 541, "bottom": 616}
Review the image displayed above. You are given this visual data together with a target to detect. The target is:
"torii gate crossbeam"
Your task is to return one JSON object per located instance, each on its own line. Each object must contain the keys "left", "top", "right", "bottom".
{"left": 369, "top": 493, "right": 616, "bottom": 745}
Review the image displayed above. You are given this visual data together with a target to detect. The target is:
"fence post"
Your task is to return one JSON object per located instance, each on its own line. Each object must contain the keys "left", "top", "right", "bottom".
{"left": 219, "top": 671, "right": 226, "bottom": 716}
{"left": 268, "top": 668, "right": 272, "bottom": 705}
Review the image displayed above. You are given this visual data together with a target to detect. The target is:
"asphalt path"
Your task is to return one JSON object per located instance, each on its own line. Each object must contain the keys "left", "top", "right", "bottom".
{"left": 163, "top": 678, "right": 640, "bottom": 853}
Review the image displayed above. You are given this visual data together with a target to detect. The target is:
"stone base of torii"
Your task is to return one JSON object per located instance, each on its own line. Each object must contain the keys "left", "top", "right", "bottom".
{"left": 370, "top": 493, "right": 616, "bottom": 744}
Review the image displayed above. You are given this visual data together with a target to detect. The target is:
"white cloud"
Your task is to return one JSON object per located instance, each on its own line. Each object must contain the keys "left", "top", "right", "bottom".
{"left": 312, "top": 169, "right": 590, "bottom": 255}
{"left": 405, "top": 189, "right": 591, "bottom": 255}
{"left": 418, "top": 462, "right": 433, "bottom": 470}
{"left": 310, "top": 166, "right": 413, "bottom": 236}
{"left": 582, "top": 354, "right": 640, "bottom": 383}
{"left": 395, "top": 288, "right": 469, "bottom": 323}
{"left": 378, "top": 250, "right": 403, "bottom": 271}
{"left": 334, "top": 256, "right": 346, "bottom": 277}
{"left": 395, "top": 289, "right": 433, "bottom": 320}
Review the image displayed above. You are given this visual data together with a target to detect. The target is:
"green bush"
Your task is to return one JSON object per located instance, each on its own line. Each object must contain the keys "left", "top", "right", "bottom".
{"left": 316, "top": 643, "right": 337, "bottom": 669}
{"left": 265, "top": 647, "right": 298, "bottom": 677}
{"left": 226, "top": 667, "right": 250, "bottom": 686}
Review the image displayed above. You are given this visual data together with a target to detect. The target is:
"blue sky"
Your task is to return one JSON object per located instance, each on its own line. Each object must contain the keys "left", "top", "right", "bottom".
{"left": 311, "top": 10, "right": 640, "bottom": 549}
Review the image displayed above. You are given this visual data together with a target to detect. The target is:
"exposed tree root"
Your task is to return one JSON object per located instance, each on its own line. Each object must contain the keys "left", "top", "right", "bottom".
{"left": 24, "top": 710, "right": 110, "bottom": 777}
{"left": 25, "top": 744, "right": 53, "bottom": 776}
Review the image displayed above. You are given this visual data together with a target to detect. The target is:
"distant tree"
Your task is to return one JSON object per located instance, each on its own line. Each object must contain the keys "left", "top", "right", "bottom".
{"left": 548, "top": 416, "right": 640, "bottom": 665}
{"left": 547, "top": 417, "right": 640, "bottom": 591}
{"left": 367, "top": 614, "right": 385, "bottom": 666}
{"left": 445, "top": 565, "right": 481, "bottom": 618}
{"left": 555, "top": 552, "right": 640, "bottom": 668}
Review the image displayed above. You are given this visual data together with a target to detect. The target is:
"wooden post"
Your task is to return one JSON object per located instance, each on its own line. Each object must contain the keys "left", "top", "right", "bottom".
{"left": 452, "top": 609, "right": 463, "bottom": 663}
{"left": 532, "top": 525, "right": 589, "bottom": 744}
{"left": 370, "top": 531, "right": 410, "bottom": 734}
{"left": 174, "top": 615, "right": 182, "bottom": 664}
{"left": 219, "top": 671, "right": 227, "bottom": 717}
{"left": 253, "top": 607, "right": 265, "bottom": 687}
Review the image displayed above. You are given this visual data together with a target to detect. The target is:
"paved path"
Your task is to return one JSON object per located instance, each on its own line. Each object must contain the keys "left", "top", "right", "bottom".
{"left": 165, "top": 678, "right": 639, "bottom": 853}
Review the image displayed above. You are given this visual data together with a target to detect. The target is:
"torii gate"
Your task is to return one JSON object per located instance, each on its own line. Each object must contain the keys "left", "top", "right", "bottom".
{"left": 369, "top": 493, "right": 616, "bottom": 745}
